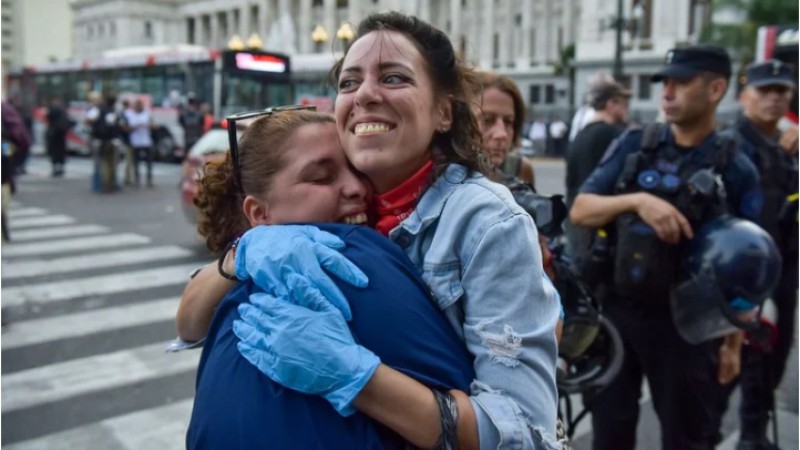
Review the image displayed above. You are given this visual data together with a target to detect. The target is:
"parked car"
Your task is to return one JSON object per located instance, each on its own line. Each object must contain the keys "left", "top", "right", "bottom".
{"left": 180, "top": 126, "right": 233, "bottom": 223}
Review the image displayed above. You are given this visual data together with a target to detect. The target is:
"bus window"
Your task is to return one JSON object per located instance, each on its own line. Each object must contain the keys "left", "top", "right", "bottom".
{"left": 165, "top": 65, "right": 187, "bottom": 104}
{"left": 118, "top": 68, "right": 143, "bottom": 96}
{"left": 269, "top": 83, "right": 292, "bottom": 107}
{"left": 142, "top": 67, "right": 166, "bottom": 105}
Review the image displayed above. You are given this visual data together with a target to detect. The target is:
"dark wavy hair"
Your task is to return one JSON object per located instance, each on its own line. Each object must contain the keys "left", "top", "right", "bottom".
{"left": 328, "top": 11, "right": 491, "bottom": 179}
{"left": 194, "top": 111, "right": 335, "bottom": 253}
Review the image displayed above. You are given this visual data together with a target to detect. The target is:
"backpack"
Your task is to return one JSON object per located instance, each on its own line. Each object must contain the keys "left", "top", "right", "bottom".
{"left": 92, "top": 107, "right": 122, "bottom": 141}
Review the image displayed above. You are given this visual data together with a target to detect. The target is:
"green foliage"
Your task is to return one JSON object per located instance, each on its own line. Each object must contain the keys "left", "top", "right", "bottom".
{"left": 554, "top": 43, "right": 576, "bottom": 76}
{"left": 749, "top": 0, "right": 799, "bottom": 26}
{"left": 701, "top": 0, "right": 798, "bottom": 63}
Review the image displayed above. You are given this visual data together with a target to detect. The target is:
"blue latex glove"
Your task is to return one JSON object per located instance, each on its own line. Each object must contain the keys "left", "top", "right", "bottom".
{"left": 234, "top": 286, "right": 381, "bottom": 416}
{"left": 234, "top": 225, "right": 369, "bottom": 321}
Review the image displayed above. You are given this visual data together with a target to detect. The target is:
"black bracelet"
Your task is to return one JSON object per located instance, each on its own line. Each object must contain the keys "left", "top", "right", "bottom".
{"left": 217, "top": 238, "right": 240, "bottom": 281}
{"left": 430, "top": 389, "right": 459, "bottom": 450}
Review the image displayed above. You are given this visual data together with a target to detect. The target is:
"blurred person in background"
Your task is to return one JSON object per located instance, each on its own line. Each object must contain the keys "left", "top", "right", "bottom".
{"left": 565, "top": 80, "right": 630, "bottom": 263}
{"left": 180, "top": 93, "right": 204, "bottom": 157}
{"left": 549, "top": 116, "right": 569, "bottom": 156}
{"left": 201, "top": 102, "right": 215, "bottom": 134}
{"left": 1, "top": 100, "right": 31, "bottom": 241}
{"left": 472, "top": 71, "right": 536, "bottom": 186}
{"left": 124, "top": 99, "right": 155, "bottom": 187}
{"left": 569, "top": 72, "right": 617, "bottom": 142}
{"left": 8, "top": 96, "right": 32, "bottom": 175}
{"left": 84, "top": 91, "right": 104, "bottom": 191}
{"left": 45, "top": 97, "right": 73, "bottom": 177}
{"left": 119, "top": 99, "right": 135, "bottom": 186}
{"left": 733, "top": 59, "right": 798, "bottom": 450}
{"left": 527, "top": 116, "right": 548, "bottom": 156}
{"left": 91, "top": 94, "right": 124, "bottom": 193}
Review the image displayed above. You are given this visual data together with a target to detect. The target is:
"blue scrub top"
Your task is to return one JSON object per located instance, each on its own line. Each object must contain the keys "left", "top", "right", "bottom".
{"left": 580, "top": 126, "right": 763, "bottom": 221}
{"left": 187, "top": 224, "right": 475, "bottom": 450}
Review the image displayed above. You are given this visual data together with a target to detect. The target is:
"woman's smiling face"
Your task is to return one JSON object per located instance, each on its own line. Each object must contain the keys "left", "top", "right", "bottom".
{"left": 261, "top": 122, "right": 368, "bottom": 226}
{"left": 334, "top": 30, "right": 452, "bottom": 194}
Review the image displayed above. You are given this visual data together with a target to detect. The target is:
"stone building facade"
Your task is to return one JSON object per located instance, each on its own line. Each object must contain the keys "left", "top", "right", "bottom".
{"left": 69, "top": 0, "right": 729, "bottom": 120}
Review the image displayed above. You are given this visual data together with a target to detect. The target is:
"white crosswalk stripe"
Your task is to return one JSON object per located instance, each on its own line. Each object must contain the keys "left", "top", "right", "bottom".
{"left": 2, "top": 233, "right": 151, "bottom": 257}
{"left": 2, "top": 399, "right": 193, "bottom": 450}
{"left": 7, "top": 207, "right": 48, "bottom": 218}
{"left": 2, "top": 200, "right": 204, "bottom": 447}
{"left": 2, "top": 297, "right": 180, "bottom": 350}
{"left": 8, "top": 224, "right": 109, "bottom": 242}
{"left": 8, "top": 214, "right": 77, "bottom": 229}
{"left": 2, "top": 342, "right": 200, "bottom": 412}
{"left": 2, "top": 263, "right": 200, "bottom": 308}
{"left": 3, "top": 246, "right": 193, "bottom": 279}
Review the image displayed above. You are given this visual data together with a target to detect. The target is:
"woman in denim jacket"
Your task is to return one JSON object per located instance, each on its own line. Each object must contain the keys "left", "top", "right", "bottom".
{"left": 183, "top": 12, "right": 561, "bottom": 449}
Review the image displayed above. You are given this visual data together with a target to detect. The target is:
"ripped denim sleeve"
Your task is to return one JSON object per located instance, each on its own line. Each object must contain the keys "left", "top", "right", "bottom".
{"left": 455, "top": 213, "right": 562, "bottom": 449}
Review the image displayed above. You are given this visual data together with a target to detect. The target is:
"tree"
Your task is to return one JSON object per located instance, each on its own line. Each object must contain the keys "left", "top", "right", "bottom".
{"left": 700, "top": 0, "right": 798, "bottom": 63}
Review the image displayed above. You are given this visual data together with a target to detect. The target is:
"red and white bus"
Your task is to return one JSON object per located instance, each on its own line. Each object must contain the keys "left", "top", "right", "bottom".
{"left": 5, "top": 45, "right": 292, "bottom": 161}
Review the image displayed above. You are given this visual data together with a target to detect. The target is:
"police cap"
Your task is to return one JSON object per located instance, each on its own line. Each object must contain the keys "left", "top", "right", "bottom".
{"left": 744, "top": 59, "right": 797, "bottom": 89}
{"left": 651, "top": 45, "right": 732, "bottom": 82}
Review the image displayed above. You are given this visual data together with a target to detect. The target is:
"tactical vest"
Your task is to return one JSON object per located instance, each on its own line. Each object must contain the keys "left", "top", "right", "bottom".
{"left": 736, "top": 119, "right": 799, "bottom": 253}
{"left": 610, "top": 123, "right": 735, "bottom": 299}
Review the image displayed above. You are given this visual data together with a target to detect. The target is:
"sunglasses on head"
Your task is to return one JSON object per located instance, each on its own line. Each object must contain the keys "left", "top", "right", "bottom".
{"left": 225, "top": 104, "right": 317, "bottom": 194}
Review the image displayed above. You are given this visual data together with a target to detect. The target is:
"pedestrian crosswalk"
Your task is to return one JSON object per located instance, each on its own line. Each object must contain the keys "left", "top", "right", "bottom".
{"left": 2, "top": 202, "right": 203, "bottom": 449}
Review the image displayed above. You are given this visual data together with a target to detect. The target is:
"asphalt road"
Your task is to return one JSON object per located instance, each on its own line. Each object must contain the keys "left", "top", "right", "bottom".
{"left": 1, "top": 154, "right": 796, "bottom": 449}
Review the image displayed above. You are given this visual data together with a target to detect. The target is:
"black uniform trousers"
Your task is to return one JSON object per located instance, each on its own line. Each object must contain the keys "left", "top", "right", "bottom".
{"left": 738, "top": 258, "right": 798, "bottom": 440}
{"left": 588, "top": 296, "right": 728, "bottom": 450}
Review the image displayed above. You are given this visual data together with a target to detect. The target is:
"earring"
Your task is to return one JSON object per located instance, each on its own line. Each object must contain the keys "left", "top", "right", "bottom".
{"left": 439, "top": 127, "right": 449, "bottom": 133}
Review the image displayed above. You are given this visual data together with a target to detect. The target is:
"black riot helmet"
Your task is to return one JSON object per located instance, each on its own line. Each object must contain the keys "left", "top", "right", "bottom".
{"left": 670, "top": 215, "right": 782, "bottom": 344}
{"left": 547, "top": 236, "right": 624, "bottom": 394}
{"left": 557, "top": 315, "right": 624, "bottom": 395}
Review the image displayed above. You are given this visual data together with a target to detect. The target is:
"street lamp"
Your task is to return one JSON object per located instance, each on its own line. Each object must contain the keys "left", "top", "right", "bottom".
{"left": 246, "top": 33, "right": 263, "bottom": 50}
{"left": 613, "top": 0, "right": 625, "bottom": 82}
{"left": 336, "top": 22, "right": 355, "bottom": 49}
{"left": 609, "top": 0, "right": 645, "bottom": 83}
{"left": 311, "top": 24, "right": 328, "bottom": 52}
{"left": 228, "top": 35, "right": 245, "bottom": 51}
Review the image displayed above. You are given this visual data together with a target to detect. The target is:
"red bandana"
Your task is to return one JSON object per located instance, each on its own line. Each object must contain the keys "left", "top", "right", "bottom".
{"left": 373, "top": 160, "right": 434, "bottom": 236}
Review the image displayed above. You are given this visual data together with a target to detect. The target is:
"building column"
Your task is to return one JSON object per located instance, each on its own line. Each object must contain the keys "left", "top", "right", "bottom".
{"left": 347, "top": 0, "right": 360, "bottom": 25}
{"left": 498, "top": 0, "right": 512, "bottom": 68}
{"left": 323, "top": 0, "right": 336, "bottom": 50}
{"left": 534, "top": 7, "right": 546, "bottom": 65}
{"left": 675, "top": 0, "right": 690, "bottom": 41}
{"left": 278, "top": 0, "right": 289, "bottom": 20}
{"left": 561, "top": 0, "right": 573, "bottom": 49}
{"left": 402, "top": 0, "right": 419, "bottom": 15}
{"left": 259, "top": 2, "right": 269, "bottom": 46}
{"left": 480, "top": 0, "right": 494, "bottom": 68}
{"left": 195, "top": 15, "right": 204, "bottom": 46}
{"left": 210, "top": 11, "right": 219, "bottom": 49}
{"left": 419, "top": 0, "right": 431, "bottom": 22}
{"left": 238, "top": 4, "right": 247, "bottom": 38}
{"left": 299, "top": 0, "right": 312, "bottom": 53}
{"left": 449, "top": 0, "right": 461, "bottom": 52}
{"left": 516, "top": 0, "right": 532, "bottom": 68}
{"left": 542, "top": 0, "right": 552, "bottom": 63}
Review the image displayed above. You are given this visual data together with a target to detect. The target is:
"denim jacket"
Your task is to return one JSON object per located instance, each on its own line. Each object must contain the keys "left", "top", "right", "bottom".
{"left": 389, "top": 164, "right": 561, "bottom": 449}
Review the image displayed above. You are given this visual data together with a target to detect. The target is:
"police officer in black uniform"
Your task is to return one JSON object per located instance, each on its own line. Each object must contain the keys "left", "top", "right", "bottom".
{"left": 734, "top": 59, "right": 798, "bottom": 450}
{"left": 570, "top": 46, "right": 763, "bottom": 450}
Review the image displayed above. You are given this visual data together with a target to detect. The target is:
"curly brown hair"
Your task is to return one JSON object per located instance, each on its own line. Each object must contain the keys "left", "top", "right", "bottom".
{"left": 194, "top": 110, "right": 336, "bottom": 253}
{"left": 328, "top": 11, "right": 491, "bottom": 180}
